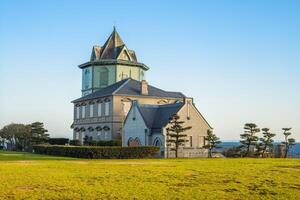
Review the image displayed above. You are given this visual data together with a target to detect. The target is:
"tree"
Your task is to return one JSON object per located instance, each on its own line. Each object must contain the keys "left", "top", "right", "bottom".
{"left": 0, "top": 122, "right": 49, "bottom": 151}
{"left": 30, "top": 122, "right": 49, "bottom": 146}
{"left": 240, "top": 123, "right": 260, "bottom": 157}
{"left": 256, "top": 128, "right": 276, "bottom": 158}
{"left": 204, "top": 129, "right": 222, "bottom": 158}
{"left": 166, "top": 114, "right": 192, "bottom": 158}
{"left": 0, "top": 123, "right": 31, "bottom": 151}
{"left": 282, "top": 128, "right": 296, "bottom": 158}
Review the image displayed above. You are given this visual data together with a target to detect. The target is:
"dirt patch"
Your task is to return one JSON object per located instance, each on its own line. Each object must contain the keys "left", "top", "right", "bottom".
{"left": 15, "top": 186, "right": 37, "bottom": 191}
{"left": 63, "top": 161, "right": 89, "bottom": 164}
{"left": 276, "top": 165, "right": 300, "bottom": 170}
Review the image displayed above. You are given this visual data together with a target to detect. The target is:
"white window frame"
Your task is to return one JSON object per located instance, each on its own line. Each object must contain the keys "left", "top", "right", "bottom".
{"left": 104, "top": 131, "right": 108, "bottom": 140}
{"left": 82, "top": 105, "right": 85, "bottom": 118}
{"left": 98, "top": 103, "right": 102, "bottom": 116}
{"left": 105, "top": 102, "right": 109, "bottom": 116}
{"left": 76, "top": 107, "right": 80, "bottom": 119}
{"left": 90, "top": 104, "right": 93, "bottom": 117}
{"left": 187, "top": 102, "right": 190, "bottom": 119}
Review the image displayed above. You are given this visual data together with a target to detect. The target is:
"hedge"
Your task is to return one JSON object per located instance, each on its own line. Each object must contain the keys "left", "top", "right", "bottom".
{"left": 84, "top": 140, "right": 121, "bottom": 146}
{"left": 49, "top": 138, "right": 69, "bottom": 145}
{"left": 33, "top": 145, "right": 160, "bottom": 159}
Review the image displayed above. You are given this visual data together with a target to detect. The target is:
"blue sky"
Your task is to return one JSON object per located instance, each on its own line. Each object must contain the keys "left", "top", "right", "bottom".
{"left": 0, "top": 0, "right": 299, "bottom": 140}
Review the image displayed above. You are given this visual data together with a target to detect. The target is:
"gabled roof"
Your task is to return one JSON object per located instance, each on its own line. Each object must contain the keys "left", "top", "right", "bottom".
{"left": 90, "top": 27, "right": 137, "bottom": 62}
{"left": 72, "top": 78, "right": 185, "bottom": 103}
{"left": 137, "top": 102, "right": 184, "bottom": 130}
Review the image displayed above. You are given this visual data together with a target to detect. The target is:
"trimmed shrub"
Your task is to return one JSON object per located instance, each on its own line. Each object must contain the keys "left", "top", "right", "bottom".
{"left": 82, "top": 140, "right": 122, "bottom": 146}
{"left": 69, "top": 140, "right": 81, "bottom": 146}
{"left": 49, "top": 138, "right": 69, "bottom": 145}
{"left": 33, "top": 145, "right": 160, "bottom": 159}
{"left": 96, "top": 140, "right": 121, "bottom": 146}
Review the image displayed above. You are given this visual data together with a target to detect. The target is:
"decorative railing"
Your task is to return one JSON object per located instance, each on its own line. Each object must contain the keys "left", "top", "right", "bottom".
{"left": 73, "top": 115, "right": 124, "bottom": 124}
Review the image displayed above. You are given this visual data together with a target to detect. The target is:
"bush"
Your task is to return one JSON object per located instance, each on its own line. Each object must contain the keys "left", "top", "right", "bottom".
{"left": 33, "top": 145, "right": 160, "bottom": 159}
{"left": 49, "top": 138, "right": 69, "bottom": 145}
{"left": 83, "top": 140, "right": 122, "bottom": 146}
{"left": 69, "top": 140, "right": 81, "bottom": 146}
{"left": 222, "top": 146, "right": 242, "bottom": 158}
{"left": 96, "top": 140, "right": 121, "bottom": 146}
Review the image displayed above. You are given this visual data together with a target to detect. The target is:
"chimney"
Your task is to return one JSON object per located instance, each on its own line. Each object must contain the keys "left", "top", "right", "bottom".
{"left": 141, "top": 80, "right": 148, "bottom": 95}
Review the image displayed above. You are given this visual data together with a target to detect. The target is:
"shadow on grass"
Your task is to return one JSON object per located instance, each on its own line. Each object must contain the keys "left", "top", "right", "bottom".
{"left": 0, "top": 150, "right": 76, "bottom": 161}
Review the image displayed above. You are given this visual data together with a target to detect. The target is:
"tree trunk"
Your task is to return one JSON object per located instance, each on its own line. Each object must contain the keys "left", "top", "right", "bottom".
{"left": 208, "top": 149, "right": 212, "bottom": 158}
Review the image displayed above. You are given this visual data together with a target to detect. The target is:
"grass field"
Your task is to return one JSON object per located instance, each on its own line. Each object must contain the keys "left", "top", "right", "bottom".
{"left": 0, "top": 151, "right": 300, "bottom": 199}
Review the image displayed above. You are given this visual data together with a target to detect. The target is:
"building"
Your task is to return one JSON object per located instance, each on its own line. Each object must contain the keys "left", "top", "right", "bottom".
{"left": 72, "top": 78, "right": 186, "bottom": 143}
{"left": 71, "top": 28, "right": 212, "bottom": 157}
{"left": 123, "top": 99, "right": 212, "bottom": 158}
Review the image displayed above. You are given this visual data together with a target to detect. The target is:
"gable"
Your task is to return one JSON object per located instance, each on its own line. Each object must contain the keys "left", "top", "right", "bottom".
{"left": 124, "top": 102, "right": 148, "bottom": 130}
{"left": 176, "top": 100, "right": 212, "bottom": 130}
{"left": 118, "top": 47, "right": 132, "bottom": 61}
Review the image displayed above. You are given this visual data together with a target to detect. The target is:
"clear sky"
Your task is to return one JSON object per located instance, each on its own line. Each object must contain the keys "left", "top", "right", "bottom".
{"left": 0, "top": 0, "right": 299, "bottom": 141}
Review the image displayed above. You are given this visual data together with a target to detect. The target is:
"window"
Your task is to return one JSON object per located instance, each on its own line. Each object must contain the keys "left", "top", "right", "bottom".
{"left": 154, "top": 138, "right": 161, "bottom": 146}
{"left": 84, "top": 69, "right": 91, "bottom": 89}
{"left": 82, "top": 106, "right": 85, "bottom": 118}
{"left": 140, "top": 70, "right": 145, "bottom": 80}
{"left": 187, "top": 102, "right": 191, "bottom": 120}
{"left": 90, "top": 104, "right": 93, "bottom": 117}
{"left": 190, "top": 136, "right": 193, "bottom": 147}
{"left": 100, "top": 68, "right": 108, "bottom": 87}
{"left": 198, "top": 136, "right": 205, "bottom": 147}
{"left": 104, "top": 131, "right": 108, "bottom": 140}
{"left": 105, "top": 102, "right": 109, "bottom": 116}
{"left": 98, "top": 103, "right": 102, "bottom": 116}
{"left": 76, "top": 107, "right": 80, "bottom": 119}
{"left": 128, "top": 137, "right": 141, "bottom": 146}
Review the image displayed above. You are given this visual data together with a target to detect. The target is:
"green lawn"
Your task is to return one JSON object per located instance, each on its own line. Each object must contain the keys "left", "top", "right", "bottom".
{"left": 0, "top": 151, "right": 299, "bottom": 199}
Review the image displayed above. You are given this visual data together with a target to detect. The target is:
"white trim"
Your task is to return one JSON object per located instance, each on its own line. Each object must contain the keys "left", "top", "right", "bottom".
{"left": 81, "top": 106, "right": 85, "bottom": 118}
{"left": 90, "top": 104, "right": 93, "bottom": 117}
{"left": 98, "top": 103, "right": 102, "bottom": 116}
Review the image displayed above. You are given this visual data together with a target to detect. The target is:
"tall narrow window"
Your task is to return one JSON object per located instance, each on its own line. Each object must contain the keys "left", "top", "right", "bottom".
{"left": 76, "top": 107, "right": 80, "bottom": 119}
{"left": 198, "top": 136, "right": 205, "bottom": 147}
{"left": 98, "top": 103, "right": 102, "bottom": 116}
{"left": 90, "top": 104, "right": 93, "bottom": 117}
{"left": 187, "top": 102, "right": 190, "bottom": 120}
{"left": 105, "top": 102, "right": 109, "bottom": 116}
{"left": 190, "top": 136, "right": 193, "bottom": 147}
{"left": 82, "top": 105, "right": 85, "bottom": 118}
{"left": 100, "top": 67, "right": 108, "bottom": 87}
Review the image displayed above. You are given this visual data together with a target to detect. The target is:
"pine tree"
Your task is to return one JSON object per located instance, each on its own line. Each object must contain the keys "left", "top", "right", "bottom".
{"left": 256, "top": 128, "right": 276, "bottom": 158}
{"left": 282, "top": 128, "right": 296, "bottom": 158}
{"left": 240, "top": 123, "right": 260, "bottom": 157}
{"left": 204, "top": 130, "right": 222, "bottom": 158}
{"left": 30, "top": 122, "right": 49, "bottom": 145}
{"left": 166, "top": 114, "right": 191, "bottom": 158}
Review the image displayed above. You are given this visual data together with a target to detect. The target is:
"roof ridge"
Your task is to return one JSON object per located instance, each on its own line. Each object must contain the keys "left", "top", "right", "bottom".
{"left": 112, "top": 78, "right": 131, "bottom": 95}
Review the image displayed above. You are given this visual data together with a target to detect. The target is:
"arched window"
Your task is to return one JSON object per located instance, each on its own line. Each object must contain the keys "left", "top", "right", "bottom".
{"left": 127, "top": 137, "right": 133, "bottom": 146}
{"left": 153, "top": 138, "right": 162, "bottom": 147}
{"left": 134, "top": 137, "right": 141, "bottom": 146}
{"left": 128, "top": 137, "right": 141, "bottom": 146}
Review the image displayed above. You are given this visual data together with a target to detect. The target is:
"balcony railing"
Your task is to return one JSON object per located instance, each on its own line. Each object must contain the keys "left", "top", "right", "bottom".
{"left": 73, "top": 115, "right": 124, "bottom": 125}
